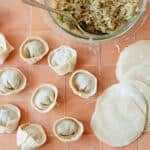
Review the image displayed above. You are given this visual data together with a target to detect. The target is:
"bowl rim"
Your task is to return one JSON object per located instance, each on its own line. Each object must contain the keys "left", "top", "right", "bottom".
{"left": 47, "top": 0, "right": 148, "bottom": 41}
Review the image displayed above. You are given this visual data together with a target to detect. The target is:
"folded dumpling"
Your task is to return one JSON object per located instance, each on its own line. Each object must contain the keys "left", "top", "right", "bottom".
{"left": 0, "top": 104, "right": 21, "bottom": 133}
{"left": 0, "top": 67, "right": 27, "bottom": 95}
{"left": 0, "top": 33, "right": 14, "bottom": 64}
{"left": 20, "top": 37, "right": 49, "bottom": 64}
{"left": 17, "top": 123, "right": 47, "bottom": 150}
{"left": 31, "top": 84, "right": 58, "bottom": 113}
{"left": 53, "top": 117, "right": 84, "bottom": 142}
{"left": 48, "top": 45, "right": 77, "bottom": 76}
{"left": 124, "top": 80, "right": 150, "bottom": 132}
{"left": 69, "top": 70, "right": 97, "bottom": 98}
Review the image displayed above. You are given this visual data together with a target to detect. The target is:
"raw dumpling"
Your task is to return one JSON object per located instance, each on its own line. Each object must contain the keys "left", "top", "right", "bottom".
{"left": 0, "top": 104, "right": 21, "bottom": 133}
{"left": 0, "top": 33, "right": 14, "bottom": 64}
{"left": 69, "top": 70, "right": 97, "bottom": 98}
{"left": 31, "top": 84, "right": 58, "bottom": 113}
{"left": 48, "top": 45, "right": 77, "bottom": 76}
{"left": 91, "top": 82, "right": 146, "bottom": 147}
{"left": 17, "top": 123, "right": 47, "bottom": 150}
{"left": 0, "top": 67, "right": 27, "bottom": 95}
{"left": 20, "top": 37, "right": 49, "bottom": 64}
{"left": 53, "top": 117, "right": 84, "bottom": 142}
{"left": 116, "top": 40, "right": 150, "bottom": 81}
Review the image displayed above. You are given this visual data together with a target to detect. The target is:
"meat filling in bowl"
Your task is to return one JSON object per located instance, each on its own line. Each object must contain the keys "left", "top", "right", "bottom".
{"left": 49, "top": 0, "right": 140, "bottom": 35}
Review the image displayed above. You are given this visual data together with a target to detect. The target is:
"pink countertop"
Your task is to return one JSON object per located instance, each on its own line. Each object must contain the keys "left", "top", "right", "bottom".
{"left": 0, "top": 0, "right": 150, "bottom": 150}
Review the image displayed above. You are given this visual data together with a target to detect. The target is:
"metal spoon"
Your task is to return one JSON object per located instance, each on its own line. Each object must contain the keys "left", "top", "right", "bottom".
{"left": 22, "top": 0, "right": 99, "bottom": 39}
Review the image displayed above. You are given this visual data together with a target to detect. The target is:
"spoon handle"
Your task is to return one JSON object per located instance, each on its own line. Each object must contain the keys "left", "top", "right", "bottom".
{"left": 22, "top": 0, "right": 93, "bottom": 38}
{"left": 22, "top": 0, "right": 62, "bottom": 14}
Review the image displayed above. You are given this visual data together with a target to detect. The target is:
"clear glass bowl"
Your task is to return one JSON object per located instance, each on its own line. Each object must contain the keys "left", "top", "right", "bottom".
{"left": 46, "top": 0, "right": 148, "bottom": 41}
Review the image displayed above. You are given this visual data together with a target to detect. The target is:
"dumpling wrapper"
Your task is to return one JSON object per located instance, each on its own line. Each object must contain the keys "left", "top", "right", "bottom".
{"left": 0, "top": 33, "right": 14, "bottom": 64}
{"left": 20, "top": 37, "right": 49, "bottom": 64}
{"left": 120, "top": 64, "right": 150, "bottom": 87}
{"left": 48, "top": 45, "right": 77, "bottom": 76}
{"left": 0, "top": 104, "right": 21, "bottom": 133}
{"left": 53, "top": 117, "right": 84, "bottom": 142}
{"left": 91, "top": 82, "right": 146, "bottom": 147}
{"left": 17, "top": 123, "right": 47, "bottom": 150}
{"left": 116, "top": 64, "right": 150, "bottom": 131}
{"left": 123, "top": 80, "right": 150, "bottom": 131}
{"left": 69, "top": 70, "right": 97, "bottom": 98}
{"left": 0, "top": 67, "right": 27, "bottom": 96}
{"left": 116, "top": 40, "right": 150, "bottom": 81}
{"left": 31, "top": 84, "right": 58, "bottom": 113}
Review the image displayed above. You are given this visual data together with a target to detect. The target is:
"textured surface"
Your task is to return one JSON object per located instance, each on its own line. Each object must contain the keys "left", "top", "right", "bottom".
{"left": 0, "top": 0, "right": 150, "bottom": 149}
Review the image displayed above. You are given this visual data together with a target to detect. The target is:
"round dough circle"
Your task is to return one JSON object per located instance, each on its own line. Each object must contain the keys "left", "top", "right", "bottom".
{"left": 91, "top": 83, "right": 146, "bottom": 147}
{"left": 116, "top": 40, "right": 150, "bottom": 81}
{"left": 120, "top": 64, "right": 150, "bottom": 87}
{"left": 126, "top": 80, "right": 150, "bottom": 132}
{"left": 118, "top": 64, "right": 150, "bottom": 131}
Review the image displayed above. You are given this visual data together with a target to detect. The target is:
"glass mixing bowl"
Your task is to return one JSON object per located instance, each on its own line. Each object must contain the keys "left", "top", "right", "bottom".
{"left": 45, "top": 0, "right": 148, "bottom": 41}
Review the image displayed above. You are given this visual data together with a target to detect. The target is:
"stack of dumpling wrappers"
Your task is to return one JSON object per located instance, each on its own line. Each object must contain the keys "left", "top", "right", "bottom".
{"left": 91, "top": 40, "right": 150, "bottom": 147}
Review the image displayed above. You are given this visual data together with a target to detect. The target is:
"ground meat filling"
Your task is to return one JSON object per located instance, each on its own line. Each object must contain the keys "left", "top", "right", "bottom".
{"left": 53, "top": 0, "right": 140, "bottom": 35}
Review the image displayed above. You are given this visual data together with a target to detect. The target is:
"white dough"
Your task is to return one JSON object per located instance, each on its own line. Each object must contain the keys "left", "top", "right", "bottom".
{"left": 24, "top": 41, "right": 45, "bottom": 57}
{"left": 0, "top": 67, "right": 27, "bottom": 96}
{"left": 48, "top": 45, "right": 77, "bottom": 76}
{"left": 116, "top": 62, "right": 150, "bottom": 131}
{"left": 120, "top": 64, "right": 150, "bottom": 86}
{"left": 69, "top": 70, "right": 97, "bottom": 98}
{"left": 125, "top": 80, "right": 150, "bottom": 131}
{"left": 17, "top": 123, "right": 46, "bottom": 150}
{"left": 91, "top": 83, "right": 146, "bottom": 147}
{"left": 31, "top": 84, "right": 58, "bottom": 113}
{"left": 20, "top": 37, "right": 49, "bottom": 64}
{"left": 0, "top": 33, "right": 14, "bottom": 64}
{"left": 0, "top": 104, "right": 21, "bottom": 133}
{"left": 116, "top": 40, "right": 150, "bottom": 81}
{"left": 56, "top": 120, "right": 78, "bottom": 136}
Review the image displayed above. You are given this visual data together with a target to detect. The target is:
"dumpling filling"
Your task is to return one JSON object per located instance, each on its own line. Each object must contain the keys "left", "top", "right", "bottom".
{"left": 51, "top": 0, "right": 139, "bottom": 35}
{"left": 56, "top": 119, "right": 79, "bottom": 138}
